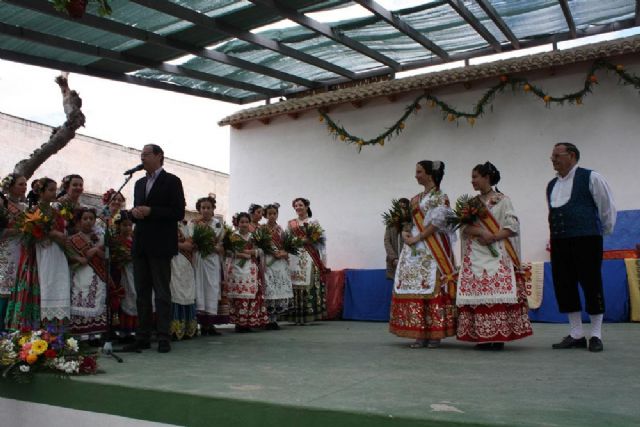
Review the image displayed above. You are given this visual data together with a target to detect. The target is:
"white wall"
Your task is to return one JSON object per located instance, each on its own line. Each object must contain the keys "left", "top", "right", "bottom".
{"left": 0, "top": 113, "right": 230, "bottom": 219}
{"left": 230, "top": 58, "right": 640, "bottom": 269}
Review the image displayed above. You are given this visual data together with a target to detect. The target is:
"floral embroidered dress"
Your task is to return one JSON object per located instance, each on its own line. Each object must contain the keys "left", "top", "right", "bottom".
{"left": 263, "top": 223, "right": 293, "bottom": 317}
{"left": 225, "top": 232, "right": 269, "bottom": 328}
{"left": 36, "top": 208, "right": 71, "bottom": 331}
{"left": 191, "top": 217, "right": 228, "bottom": 327}
{"left": 114, "top": 235, "right": 137, "bottom": 333}
{"left": 0, "top": 199, "right": 26, "bottom": 329}
{"left": 456, "top": 193, "right": 533, "bottom": 343}
{"left": 169, "top": 223, "right": 198, "bottom": 340}
{"left": 68, "top": 232, "right": 108, "bottom": 335}
{"left": 284, "top": 218, "right": 327, "bottom": 324}
{"left": 389, "top": 189, "right": 457, "bottom": 340}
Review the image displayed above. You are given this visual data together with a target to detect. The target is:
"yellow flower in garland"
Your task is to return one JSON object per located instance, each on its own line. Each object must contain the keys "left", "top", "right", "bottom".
{"left": 318, "top": 115, "right": 324, "bottom": 122}
{"left": 378, "top": 139, "right": 384, "bottom": 146}
{"left": 467, "top": 117, "right": 476, "bottom": 126}
{"left": 31, "top": 339, "right": 48, "bottom": 355}
{"left": 18, "top": 335, "right": 31, "bottom": 346}
{"left": 543, "top": 95, "right": 551, "bottom": 103}
{"left": 398, "top": 121, "right": 405, "bottom": 129}
{"left": 340, "top": 134, "right": 346, "bottom": 141}
{"left": 447, "top": 113, "right": 456, "bottom": 122}
{"left": 523, "top": 84, "right": 531, "bottom": 92}
{"left": 616, "top": 64, "right": 624, "bottom": 71}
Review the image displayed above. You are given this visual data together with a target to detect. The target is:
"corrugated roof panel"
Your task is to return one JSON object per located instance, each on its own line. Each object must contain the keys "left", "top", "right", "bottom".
{"left": 0, "top": 34, "right": 98, "bottom": 65}
{"left": 488, "top": 0, "right": 567, "bottom": 40}
{"left": 567, "top": 0, "right": 635, "bottom": 28}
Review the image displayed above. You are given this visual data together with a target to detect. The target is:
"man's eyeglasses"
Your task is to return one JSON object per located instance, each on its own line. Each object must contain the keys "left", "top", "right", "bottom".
{"left": 550, "top": 152, "right": 571, "bottom": 160}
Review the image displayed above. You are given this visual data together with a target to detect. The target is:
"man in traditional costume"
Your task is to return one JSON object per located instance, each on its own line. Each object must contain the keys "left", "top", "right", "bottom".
{"left": 547, "top": 142, "right": 616, "bottom": 352}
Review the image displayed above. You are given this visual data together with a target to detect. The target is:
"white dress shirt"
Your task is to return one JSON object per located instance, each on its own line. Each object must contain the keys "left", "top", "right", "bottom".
{"left": 145, "top": 167, "right": 163, "bottom": 197}
{"left": 549, "top": 164, "right": 617, "bottom": 235}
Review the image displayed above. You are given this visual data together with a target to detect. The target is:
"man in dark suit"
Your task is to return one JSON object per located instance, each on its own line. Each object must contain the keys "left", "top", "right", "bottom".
{"left": 126, "top": 144, "right": 185, "bottom": 353}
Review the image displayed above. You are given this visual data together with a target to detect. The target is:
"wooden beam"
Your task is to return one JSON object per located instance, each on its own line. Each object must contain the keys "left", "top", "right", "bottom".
{"left": 447, "top": 0, "right": 502, "bottom": 52}
{"left": 558, "top": 0, "right": 577, "bottom": 39}
{"left": 476, "top": 0, "right": 520, "bottom": 48}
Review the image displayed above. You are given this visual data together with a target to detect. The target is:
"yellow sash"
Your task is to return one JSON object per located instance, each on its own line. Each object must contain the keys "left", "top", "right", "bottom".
{"left": 411, "top": 194, "right": 457, "bottom": 298}
{"left": 477, "top": 206, "right": 520, "bottom": 268}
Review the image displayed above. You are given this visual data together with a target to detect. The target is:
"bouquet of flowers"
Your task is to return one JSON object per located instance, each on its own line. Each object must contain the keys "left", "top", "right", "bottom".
{"left": 303, "top": 222, "right": 325, "bottom": 246}
{"left": 191, "top": 223, "right": 217, "bottom": 257}
{"left": 109, "top": 235, "right": 132, "bottom": 267}
{"left": 251, "top": 226, "right": 275, "bottom": 256}
{"left": 447, "top": 194, "right": 499, "bottom": 257}
{"left": 0, "top": 328, "right": 99, "bottom": 382}
{"left": 14, "top": 207, "right": 55, "bottom": 247}
{"left": 381, "top": 199, "right": 412, "bottom": 231}
{"left": 223, "top": 225, "right": 248, "bottom": 267}
{"left": 57, "top": 201, "right": 76, "bottom": 222}
{"left": 281, "top": 230, "right": 304, "bottom": 256}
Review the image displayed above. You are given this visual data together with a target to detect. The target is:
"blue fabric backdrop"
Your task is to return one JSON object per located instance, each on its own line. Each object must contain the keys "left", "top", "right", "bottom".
{"left": 342, "top": 261, "right": 629, "bottom": 322}
{"left": 604, "top": 210, "right": 640, "bottom": 250}
{"left": 528, "top": 260, "right": 629, "bottom": 323}
{"left": 343, "top": 269, "right": 392, "bottom": 321}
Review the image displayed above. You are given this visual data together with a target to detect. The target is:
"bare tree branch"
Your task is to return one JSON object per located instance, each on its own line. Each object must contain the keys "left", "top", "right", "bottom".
{"left": 13, "top": 73, "right": 86, "bottom": 180}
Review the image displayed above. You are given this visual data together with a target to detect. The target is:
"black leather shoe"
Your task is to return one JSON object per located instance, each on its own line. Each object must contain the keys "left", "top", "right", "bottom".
{"left": 157, "top": 340, "right": 171, "bottom": 353}
{"left": 552, "top": 335, "right": 587, "bottom": 349}
{"left": 588, "top": 337, "right": 604, "bottom": 352}
{"left": 121, "top": 340, "right": 151, "bottom": 352}
{"left": 474, "top": 343, "right": 493, "bottom": 351}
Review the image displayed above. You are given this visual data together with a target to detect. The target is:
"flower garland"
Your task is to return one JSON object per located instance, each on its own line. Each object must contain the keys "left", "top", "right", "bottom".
{"left": 319, "top": 59, "right": 640, "bottom": 151}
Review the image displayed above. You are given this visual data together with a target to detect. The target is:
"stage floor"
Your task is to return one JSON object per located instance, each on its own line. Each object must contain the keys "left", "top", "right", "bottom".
{"left": 2, "top": 321, "right": 640, "bottom": 427}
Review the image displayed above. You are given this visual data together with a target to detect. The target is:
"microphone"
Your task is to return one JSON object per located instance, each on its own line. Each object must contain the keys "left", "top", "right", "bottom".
{"left": 123, "top": 164, "right": 144, "bottom": 175}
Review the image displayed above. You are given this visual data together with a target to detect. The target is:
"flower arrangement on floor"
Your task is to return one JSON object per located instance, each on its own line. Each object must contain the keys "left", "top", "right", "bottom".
{"left": 0, "top": 328, "right": 99, "bottom": 382}
{"left": 447, "top": 194, "right": 499, "bottom": 257}
{"left": 191, "top": 223, "right": 217, "bottom": 257}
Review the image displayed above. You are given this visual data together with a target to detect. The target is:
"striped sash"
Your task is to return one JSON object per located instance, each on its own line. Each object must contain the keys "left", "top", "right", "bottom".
{"left": 288, "top": 219, "right": 329, "bottom": 279}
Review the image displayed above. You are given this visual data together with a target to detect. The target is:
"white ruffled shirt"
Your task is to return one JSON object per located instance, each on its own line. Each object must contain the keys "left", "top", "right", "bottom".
{"left": 549, "top": 164, "right": 616, "bottom": 235}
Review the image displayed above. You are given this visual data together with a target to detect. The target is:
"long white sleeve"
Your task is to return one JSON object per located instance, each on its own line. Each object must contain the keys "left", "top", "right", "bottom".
{"left": 589, "top": 171, "right": 616, "bottom": 235}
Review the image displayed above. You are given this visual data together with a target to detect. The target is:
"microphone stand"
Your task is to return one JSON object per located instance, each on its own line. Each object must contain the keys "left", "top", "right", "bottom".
{"left": 101, "top": 172, "right": 136, "bottom": 362}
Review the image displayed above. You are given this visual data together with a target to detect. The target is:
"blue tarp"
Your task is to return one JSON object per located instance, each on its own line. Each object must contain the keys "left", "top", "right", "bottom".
{"left": 343, "top": 269, "right": 392, "bottom": 321}
{"left": 342, "top": 261, "right": 630, "bottom": 323}
{"left": 528, "top": 260, "right": 629, "bottom": 323}
{"left": 604, "top": 209, "right": 640, "bottom": 250}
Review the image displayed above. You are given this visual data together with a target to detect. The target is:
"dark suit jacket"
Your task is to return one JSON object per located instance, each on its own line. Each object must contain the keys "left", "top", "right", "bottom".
{"left": 132, "top": 169, "right": 185, "bottom": 258}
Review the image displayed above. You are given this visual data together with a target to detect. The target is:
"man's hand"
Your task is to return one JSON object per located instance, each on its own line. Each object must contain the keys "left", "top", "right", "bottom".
{"left": 131, "top": 206, "right": 151, "bottom": 219}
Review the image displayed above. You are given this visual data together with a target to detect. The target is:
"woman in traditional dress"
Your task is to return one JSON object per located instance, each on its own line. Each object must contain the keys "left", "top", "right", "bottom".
{"left": 455, "top": 162, "right": 533, "bottom": 350}
{"left": 113, "top": 210, "right": 137, "bottom": 340}
{"left": 225, "top": 212, "right": 268, "bottom": 332}
{"left": 68, "top": 208, "right": 109, "bottom": 338}
{"left": 169, "top": 222, "right": 198, "bottom": 340}
{"left": 57, "top": 174, "right": 84, "bottom": 234}
{"left": 262, "top": 203, "right": 293, "bottom": 330}
{"left": 285, "top": 198, "right": 328, "bottom": 325}
{"left": 389, "top": 161, "right": 457, "bottom": 349}
{"left": 6, "top": 178, "right": 70, "bottom": 331}
{"left": 191, "top": 196, "right": 226, "bottom": 335}
{"left": 0, "top": 173, "right": 27, "bottom": 330}
{"left": 248, "top": 204, "right": 263, "bottom": 232}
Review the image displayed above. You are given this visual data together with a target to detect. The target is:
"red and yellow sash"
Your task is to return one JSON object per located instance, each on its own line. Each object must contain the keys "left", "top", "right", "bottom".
{"left": 288, "top": 219, "right": 329, "bottom": 280}
{"left": 267, "top": 225, "right": 283, "bottom": 251}
{"left": 410, "top": 194, "right": 457, "bottom": 297}
{"left": 69, "top": 234, "right": 121, "bottom": 305}
{"left": 477, "top": 208, "right": 520, "bottom": 269}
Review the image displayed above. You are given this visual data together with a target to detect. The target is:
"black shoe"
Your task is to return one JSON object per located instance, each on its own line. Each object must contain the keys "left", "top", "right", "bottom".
{"left": 121, "top": 340, "right": 151, "bottom": 352}
{"left": 206, "top": 326, "right": 222, "bottom": 336}
{"left": 492, "top": 343, "right": 505, "bottom": 351}
{"left": 157, "top": 340, "right": 171, "bottom": 353}
{"left": 552, "top": 335, "right": 587, "bottom": 349}
{"left": 588, "top": 337, "right": 604, "bottom": 352}
{"left": 474, "top": 343, "right": 493, "bottom": 351}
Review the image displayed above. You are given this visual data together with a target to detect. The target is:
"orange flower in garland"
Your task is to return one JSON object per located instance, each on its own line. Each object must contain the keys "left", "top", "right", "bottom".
{"left": 523, "top": 84, "right": 531, "bottom": 92}
{"left": 589, "top": 75, "right": 598, "bottom": 83}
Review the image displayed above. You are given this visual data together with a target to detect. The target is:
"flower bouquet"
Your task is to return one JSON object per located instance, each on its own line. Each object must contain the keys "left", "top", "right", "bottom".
{"left": 0, "top": 328, "right": 99, "bottom": 382}
{"left": 303, "top": 222, "right": 325, "bottom": 246}
{"left": 447, "top": 194, "right": 499, "bottom": 257}
{"left": 251, "top": 226, "right": 274, "bottom": 256}
{"left": 281, "top": 230, "right": 304, "bottom": 256}
{"left": 14, "top": 207, "right": 55, "bottom": 247}
{"left": 381, "top": 199, "right": 412, "bottom": 231}
{"left": 223, "top": 225, "right": 248, "bottom": 267}
{"left": 57, "top": 201, "right": 76, "bottom": 222}
{"left": 191, "top": 223, "right": 217, "bottom": 257}
{"left": 109, "top": 236, "right": 132, "bottom": 267}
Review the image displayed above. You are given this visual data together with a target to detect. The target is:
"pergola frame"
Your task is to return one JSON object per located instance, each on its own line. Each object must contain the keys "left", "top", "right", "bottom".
{"left": 0, "top": 0, "right": 636, "bottom": 104}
